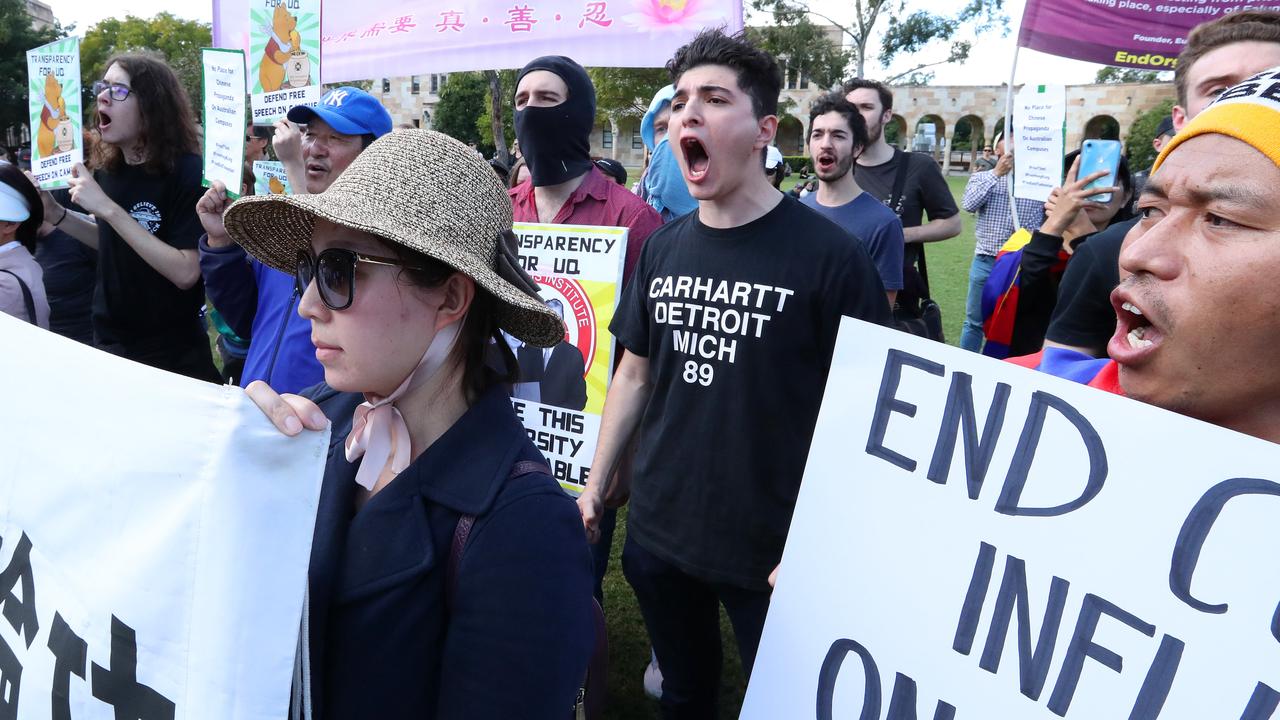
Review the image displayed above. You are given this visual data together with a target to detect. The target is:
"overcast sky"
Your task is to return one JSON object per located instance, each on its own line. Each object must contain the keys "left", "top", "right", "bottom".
{"left": 47, "top": 0, "right": 1109, "bottom": 87}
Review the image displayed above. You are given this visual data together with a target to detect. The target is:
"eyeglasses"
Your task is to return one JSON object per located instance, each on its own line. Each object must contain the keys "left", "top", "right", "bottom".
{"left": 295, "top": 248, "right": 425, "bottom": 311}
{"left": 92, "top": 81, "right": 132, "bottom": 102}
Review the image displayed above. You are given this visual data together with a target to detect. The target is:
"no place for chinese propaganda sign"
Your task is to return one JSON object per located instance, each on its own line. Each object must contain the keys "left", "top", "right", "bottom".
{"left": 509, "top": 222, "right": 625, "bottom": 495}
{"left": 202, "top": 48, "right": 248, "bottom": 198}
{"left": 213, "top": 0, "right": 742, "bottom": 81}
{"left": 1019, "top": 0, "right": 1280, "bottom": 70}
{"left": 742, "top": 319, "right": 1280, "bottom": 719}
{"left": 27, "top": 37, "right": 81, "bottom": 190}
{"left": 0, "top": 313, "right": 328, "bottom": 718}
{"left": 248, "top": 0, "right": 323, "bottom": 124}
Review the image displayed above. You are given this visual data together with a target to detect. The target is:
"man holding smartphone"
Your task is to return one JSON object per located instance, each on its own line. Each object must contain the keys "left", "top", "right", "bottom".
{"left": 1045, "top": 10, "right": 1280, "bottom": 357}
{"left": 957, "top": 135, "right": 1045, "bottom": 352}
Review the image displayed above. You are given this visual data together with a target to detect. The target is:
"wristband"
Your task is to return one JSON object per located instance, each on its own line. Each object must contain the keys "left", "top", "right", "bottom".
{"left": 52, "top": 206, "right": 68, "bottom": 227}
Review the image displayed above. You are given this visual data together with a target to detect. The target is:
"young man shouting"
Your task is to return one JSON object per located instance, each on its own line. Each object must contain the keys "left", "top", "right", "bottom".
{"left": 1023, "top": 66, "right": 1280, "bottom": 446}
{"left": 801, "top": 92, "right": 905, "bottom": 306}
{"left": 46, "top": 53, "right": 218, "bottom": 381}
{"left": 578, "top": 30, "right": 891, "bottom": 718}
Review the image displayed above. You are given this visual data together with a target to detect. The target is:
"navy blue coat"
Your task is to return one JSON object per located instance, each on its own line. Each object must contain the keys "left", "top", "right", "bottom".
{"left": 302, "top": 384, "right": 595, "bottom": 719}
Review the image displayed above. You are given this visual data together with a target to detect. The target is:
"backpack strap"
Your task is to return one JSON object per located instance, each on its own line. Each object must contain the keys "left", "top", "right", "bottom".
{"left": 446, "top": 459, "right": 552, "bottom": 608}
{"left": 0, "top": 269, "right": 36, "bottom": 325}
{"left": 886, "top": 152, "right": 933, "bottom": 296}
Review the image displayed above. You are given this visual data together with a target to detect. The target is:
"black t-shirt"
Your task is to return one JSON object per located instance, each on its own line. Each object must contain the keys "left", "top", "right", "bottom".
{"left": 611, "top": 195, "right": 893, "bottom": 590}
{"left": 857, "top": 151, "right": 959, "bottom": 303}
{"left": 1045, "top": 216, "right": 1134, "bottom": 354}
{"left": 92, "top": 154, "right": 207, "bottom": 353}
{"left": 34, "top": 227, "right": 96, "bottom": 345}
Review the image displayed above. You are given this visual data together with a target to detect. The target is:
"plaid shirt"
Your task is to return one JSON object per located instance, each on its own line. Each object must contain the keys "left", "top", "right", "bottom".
{"left": 961, "top": 170, "right": 1045, "bottom": 256}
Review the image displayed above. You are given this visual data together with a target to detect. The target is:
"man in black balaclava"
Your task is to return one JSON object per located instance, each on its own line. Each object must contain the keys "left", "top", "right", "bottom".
{"left": 507, "top": 55, "right": 661, "bottom": 606}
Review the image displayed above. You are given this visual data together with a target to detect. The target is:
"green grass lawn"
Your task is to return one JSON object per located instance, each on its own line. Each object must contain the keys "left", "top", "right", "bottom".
{"left": 598, "top": 174, "right": 979, "bottom": 719}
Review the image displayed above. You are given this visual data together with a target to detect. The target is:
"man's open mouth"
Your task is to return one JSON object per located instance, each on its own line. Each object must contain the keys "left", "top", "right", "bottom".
{"left": 681, "top": 137, "right": 709, "bottom": 179}
{"left": 306, "top": 162, "right": 327, "bottom": 175}
{"left": 1108, "top": 286, "right": 1166, "bottom": 363}
{"left": 816, "top": 153, "right": 837, "bottom": 172}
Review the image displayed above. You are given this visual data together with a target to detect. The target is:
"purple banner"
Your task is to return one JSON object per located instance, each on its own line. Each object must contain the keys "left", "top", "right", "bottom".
{"left": 214, "top": 0, "right": 742, "bottom": 83}
{"left": 1018, "top": 0, "right": 1280, "bottom": 69}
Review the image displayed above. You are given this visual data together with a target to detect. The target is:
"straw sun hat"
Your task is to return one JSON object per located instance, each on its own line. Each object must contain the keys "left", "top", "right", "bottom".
{"left": 222, "top": 129, "right": 564, "bottom": 347}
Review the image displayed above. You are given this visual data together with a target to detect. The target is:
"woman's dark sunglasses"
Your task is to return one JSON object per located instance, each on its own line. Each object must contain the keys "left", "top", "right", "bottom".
{"left": 295, "top": 248, "right": 424, "bottom": 311}
{"left": 91, "top": 81, "right": 132, "bottom": 102}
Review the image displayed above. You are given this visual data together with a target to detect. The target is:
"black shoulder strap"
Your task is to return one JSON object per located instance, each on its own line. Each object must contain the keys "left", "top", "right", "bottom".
{"left": 446, "top": 460, "right": 553, "bottom": 608}
{"left": 0, "top": 269, "right": 37, "bottom": 324}
{"left": 889, "top": 149, "right": 910, "bottom": 217}
{"left": 889, "top": 153, "right": 932, "bottom": 294}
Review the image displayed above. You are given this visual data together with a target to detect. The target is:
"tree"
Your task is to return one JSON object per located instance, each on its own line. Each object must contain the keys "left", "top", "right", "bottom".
{"left": 1125, "top": 97, "right": 1174, "bottom": 172}
{"left": 588, "top": 67, "right": 668, "bottom": 159}
{"left": 1095, "top": 67, "right": 1163, "bottom": 84}
{"left": 477, "top": 69, "right": 517, "bottom": 163}
{"left": 81, "top": 14, "right": 211, "bottom": 117}
{"left": 751, "top": 0, "right": 1007, "bottom": 84}
{"left": 748, "top": 18, "right": 849, "bottom": 92}
{"left": 0, "top": 0, "right": 63, "bottom": 138}
{"left": 435, "top": 71, "right": 488, "bottom": 150}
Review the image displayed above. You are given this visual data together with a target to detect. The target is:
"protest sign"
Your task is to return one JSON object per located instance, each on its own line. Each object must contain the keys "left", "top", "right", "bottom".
{"left": 202, "top": 48, "right": 248, "bottom": 198}
{"left": 0, "top": 313, "right": 328, "bottom": 718}
{"left": 1019, "top": 0, "right": 1280, "bottom": 70}
{"left": 248, "top": 0, "right": 322, "bottom": 125}
{"left": 1013, "top": 83, "right": 1065, "bottom": 204}
{"left": 213, "top": 0, "right": 742, "bottom": 81}
{"left": 253, "top": 160, "right": 292, "bottom": 195}
{"left": 508, "top": 222, "right": 626, "bottom": 494}
{"left": 742, "top": 319, "right": 1280, "bottom": 719}
{"left": 26, "top": 37, "right": 81, "bottom": 190}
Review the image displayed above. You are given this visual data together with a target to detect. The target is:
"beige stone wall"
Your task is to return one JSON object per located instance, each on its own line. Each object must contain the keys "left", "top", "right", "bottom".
{"left": 778, "top": 81, "right": 1176, "bottom": 159}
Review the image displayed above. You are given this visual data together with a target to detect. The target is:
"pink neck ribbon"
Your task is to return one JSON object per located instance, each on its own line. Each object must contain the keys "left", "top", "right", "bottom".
{"left": 344, "top": 322, "right": 461, "bottom": 492}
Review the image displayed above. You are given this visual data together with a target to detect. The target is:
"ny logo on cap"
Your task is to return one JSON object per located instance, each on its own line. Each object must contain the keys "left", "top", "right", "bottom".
{"left": 324, "top": 90, "right": 350, "bottom": 107}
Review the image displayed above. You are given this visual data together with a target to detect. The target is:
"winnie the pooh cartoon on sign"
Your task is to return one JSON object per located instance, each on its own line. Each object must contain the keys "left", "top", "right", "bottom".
{"left": 37, "top": 72, "right": 71, "bottom": 158}
{"left": 259, "top": 3, "right": 301, "bottom": 93}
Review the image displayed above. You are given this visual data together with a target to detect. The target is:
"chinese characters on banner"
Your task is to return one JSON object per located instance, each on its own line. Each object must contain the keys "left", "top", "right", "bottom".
{"left": 212, "top": 0, "right": 743, "bottom": 81}
{"left": 742, "top": 319, "right": 1280, "bottom": 719}
{"left": 508, "top": 222, "right": 626, "bottom": 495}
{"left": 201, "top": 48, "right": 248, "bottom": 198}
{"left": 26, "top": 38, "right": 81, "bottom": 190}
{"left": 1019, "top": 0, "right": 1280, "bottom": 69}
{"left": 0, "top": 313, "right": 327, "bottom": 719}
{"left": 248, "top": 0, "right": 323, "bottom": 124}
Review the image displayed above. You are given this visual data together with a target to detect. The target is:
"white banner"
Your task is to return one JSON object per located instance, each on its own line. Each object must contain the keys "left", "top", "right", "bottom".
{"left": 508, "top": 222, "right": 626, "bottom": 494}
{"left": 0, "top": 314, "right": 328, "bottom": 718}
{"left": 743, "top": 319, "right": 1280, "bottom": 719}
{"left": 1013, "top": 83, "right": 1066, "bottom": 204}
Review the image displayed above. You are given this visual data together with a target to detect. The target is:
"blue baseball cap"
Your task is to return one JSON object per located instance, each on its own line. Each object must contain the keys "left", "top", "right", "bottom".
{"left": 287, "top": 87, "right": 393, "bottom": 139}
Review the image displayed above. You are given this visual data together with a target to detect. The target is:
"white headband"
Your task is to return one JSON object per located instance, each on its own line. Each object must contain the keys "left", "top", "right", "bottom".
{"left": 0, "top": 180, "right": 31, "bottom": 224}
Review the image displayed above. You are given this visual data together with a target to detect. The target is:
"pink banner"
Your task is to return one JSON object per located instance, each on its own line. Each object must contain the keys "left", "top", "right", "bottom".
{"left": 1019, "top": 0, "right": 1280, "bottom": 70}
{"left": 214, "top": 0, "right": 742, "bottom": 83}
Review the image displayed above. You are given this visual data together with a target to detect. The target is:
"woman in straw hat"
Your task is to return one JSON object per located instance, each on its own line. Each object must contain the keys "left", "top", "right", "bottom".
{"left": 223, "top": 129, "right": 594, "bottom": 718}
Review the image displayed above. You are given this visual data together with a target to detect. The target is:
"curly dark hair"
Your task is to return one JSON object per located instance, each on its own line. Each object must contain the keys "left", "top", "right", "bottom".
{"left": 0, "top": 164, "right": 44, "bottom": 252}
{"left": 665, "top": 29, "right": 783, "bottom": 119}
{"left": 93, "top": 52, "right": 200, "bottom": 175}
{"left": 808, "top": 92, "right": 869, "bottom": 152}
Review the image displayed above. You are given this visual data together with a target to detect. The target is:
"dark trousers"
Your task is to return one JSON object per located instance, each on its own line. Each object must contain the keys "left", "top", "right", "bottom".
{"left": 589, "top": 505, "right": 618, "bottom": 603}
{"left": 622, "top": 534, "right": 771, "bottom": 719}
